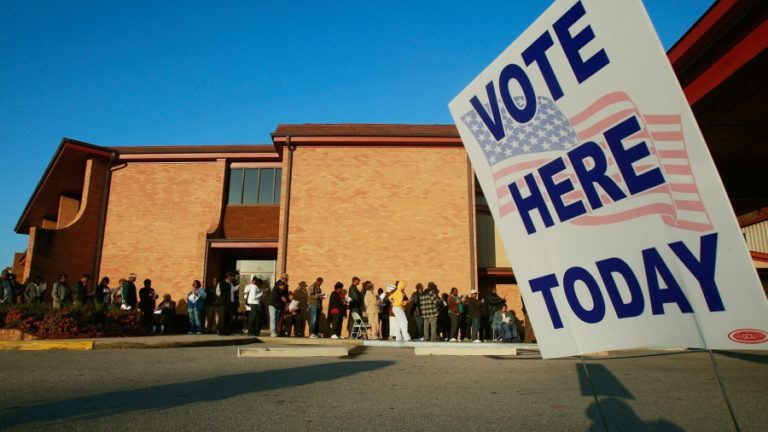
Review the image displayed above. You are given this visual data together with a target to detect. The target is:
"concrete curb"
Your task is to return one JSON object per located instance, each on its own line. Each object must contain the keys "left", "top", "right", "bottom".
{"left": 0, "top": 340, "right": 94, "bottom": 351}
{"left": 92, "top": 335, "right": 261, "bottom": 350}
{"left": 238, "top": 345, "right": 352, "bottom": 358}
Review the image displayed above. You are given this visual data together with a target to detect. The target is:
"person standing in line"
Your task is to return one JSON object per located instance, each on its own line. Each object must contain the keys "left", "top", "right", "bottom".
{"left": 411, "top": 283, "right": 424, "bottom": 341}
{"left": 460, "top": 294, "right": 471, "bottom": 341}
{"left": 8, "top": 273, "right": 22, "bottom": 304}
{"left": 74, "top": 274, "right": 90, "bottom": 306}
{"left": 22, "top": 277, "right": 34, "bottom": 304}
{"left": 447, "top": 287, "right": 461, "bottom": 342}
{"left": 24, "top": 276, "right": 45, "bottom": 304}
{"left": 139, "top": 279, "right": 158, "bottom": 332}
{"left": 187, "top": 280, "right": 206, "bottom": 335}
{"left": 111, "top": 279, "right": 124, "bottom": 310}
{"left": 378, "top": 288, "right": 390, "bottom": 340}
{"left": 35, "top": 277, "right": 48, "bottom": 305}
{"left": 387, "top": 281, "right": 412, "bottom": 342}
{"left": 203, "top": 277, "right": 218, "bottom": 333}
{"left": 285, "top": 291, "right": 304, "bottom": 336}
{"left": 269, "top": 274, "right": 289, "bottom": 337}
{"left": 347, "top": 276, "right": 363, "bottom": 331}
{"left": 243, "top": 277, "right": 264, "bottom": 336}
{"left": 467, "top": 290, "right": 484, "bottom": 343}
{"left": 363, "top": 281, "right": 380, "bottom": 339}
{"left": 93, "top": 277, "right": 110, "bottom": 308}
{"left": 121, "top": 273, "right": 138, "bottom": 310}
{"left": 307, "top": 277, "right": 324, "bottom": 338}
{"left": 0, "top": 270, "right": 11, "bottom": 305}
{"left": 229, "top": 276, "right": 240, "bottom": 332}
{"left": 271, "top": 279, "right": 289, "bottom": 336}
{"left": 52, "top": 273, "right": 71, "bottom": 309}
{"left": 328, "top": 282, "right": 346, "bottom": 339}
{"left": 438, "top": 292, "right": 450, "bottom": 341}
{"left": 420, "top": 282, "right": 439, "bottom": 342}
{"left": 216, "top": 273, "right": 235, "bottom": 336}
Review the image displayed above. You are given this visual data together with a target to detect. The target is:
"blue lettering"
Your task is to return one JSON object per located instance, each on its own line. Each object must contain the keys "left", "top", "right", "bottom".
{"left": 563, "top": 266, "right": 606, "bottom": 324}
{"left": 539, "top": 157, "right": 587, "bottom": 222}
{"left": 604, "top": 116, "right": 665, "bottom": 195}
{"left": 568, "top": 141, "right": 627, "bottom": 210}
{"left": 596, "top": 257, "right": 644, "bottom": 318}
{"left": 529, "top": 273, "right": 563, "bottom": 329}
{"left": 553, "top": 0, "right": 610, "bottom": 84}
{"left": 508, "top": 173, "right": 554, "bottom": 235}
{"left": 522, "top": 31, "right": 563, "bottom": 101}
{"left": 669, "top": 233, "right": 724, "bottom": 312}
{"left": 499, "top": 63, "right": 537, "bottom": 124}
{"left": 643, "top": 247, "right": 693, "bottom": 315}
{"left": 470, "top": 82, "right": 506, "bottom": 141}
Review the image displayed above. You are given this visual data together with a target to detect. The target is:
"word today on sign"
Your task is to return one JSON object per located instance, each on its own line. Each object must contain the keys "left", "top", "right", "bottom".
{"left": 449, "top": 0, "right": 768, "bottom": 358}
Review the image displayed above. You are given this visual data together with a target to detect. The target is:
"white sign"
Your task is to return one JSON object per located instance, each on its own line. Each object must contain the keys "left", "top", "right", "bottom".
{"left": 449, "top": 0, "right": 768, "bottom": 358}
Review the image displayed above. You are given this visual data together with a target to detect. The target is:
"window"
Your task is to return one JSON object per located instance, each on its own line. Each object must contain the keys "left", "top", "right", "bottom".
{"left": 228, "top": 168, "right": 282, "bottom": 204}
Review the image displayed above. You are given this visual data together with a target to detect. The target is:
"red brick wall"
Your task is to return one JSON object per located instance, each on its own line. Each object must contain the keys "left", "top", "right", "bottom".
{"left": 222, "top": 205, "right": 280, "bottom": 239}
{"left": 23, "top": 158, "right": 108, "bottom": 287}
{"left": 99, "top": 161, "right": 225, "bottom": 306}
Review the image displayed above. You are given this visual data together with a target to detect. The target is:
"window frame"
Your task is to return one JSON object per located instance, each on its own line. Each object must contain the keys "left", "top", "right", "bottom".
{"left": 227, "top": 167, "right": 281, "bottom": 206}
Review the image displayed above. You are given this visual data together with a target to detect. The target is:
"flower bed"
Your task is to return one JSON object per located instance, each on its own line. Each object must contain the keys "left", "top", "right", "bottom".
{"left": 0, "top": 304, "right": 146, "bottom": 339}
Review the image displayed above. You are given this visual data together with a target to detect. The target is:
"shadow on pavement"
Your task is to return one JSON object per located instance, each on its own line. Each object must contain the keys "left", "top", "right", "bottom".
{"left": 0, "top": 360, "right": 393, "bottom": 428}
{"left": 714, "top": 350, "right": 768, "bottom": 365}
{"left": 578, "top": 363, "right": 684, "bottom": 432}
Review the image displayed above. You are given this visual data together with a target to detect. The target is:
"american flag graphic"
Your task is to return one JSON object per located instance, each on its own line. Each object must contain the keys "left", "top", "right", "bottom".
{"left": 461, "top": 91, "right": 713, "bottom": 232}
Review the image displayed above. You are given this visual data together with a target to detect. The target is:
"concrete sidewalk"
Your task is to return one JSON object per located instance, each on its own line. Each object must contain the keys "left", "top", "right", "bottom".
{"left": 1, "top": 331, "right": 542, "bottom": 352}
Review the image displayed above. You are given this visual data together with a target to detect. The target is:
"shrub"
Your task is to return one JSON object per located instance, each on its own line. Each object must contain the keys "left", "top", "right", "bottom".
{"left": 1, "top": 304, "right": 145, "bottom": 339}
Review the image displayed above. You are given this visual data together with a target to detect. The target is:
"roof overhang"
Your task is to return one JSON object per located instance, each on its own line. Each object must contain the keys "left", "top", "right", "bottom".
{"left": 113, "top": 144, "right": 280, "bottom": 162}
{"left": 668, "top": 0, "right": 768, "bottom": 216}
{"left": 271, "top": 124, "right": 463, "bottom": 147}
{"left": 15, "top": 138, "right": 114, "bottom": 234}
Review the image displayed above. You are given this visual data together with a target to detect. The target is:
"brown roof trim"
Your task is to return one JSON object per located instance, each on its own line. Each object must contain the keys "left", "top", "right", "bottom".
{"left": 113, "top": 144, "right": 276, "bottom": 154}
{"left": 113, "top": 144, "right": 281, "bottom": 162}
{"left": 271, "top": 124, "right": 460, "bottom": 138}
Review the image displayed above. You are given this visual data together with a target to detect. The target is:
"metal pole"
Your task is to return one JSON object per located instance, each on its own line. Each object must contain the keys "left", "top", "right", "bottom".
{"left": 580, "top": 355, "right": 609, "bottom": 432}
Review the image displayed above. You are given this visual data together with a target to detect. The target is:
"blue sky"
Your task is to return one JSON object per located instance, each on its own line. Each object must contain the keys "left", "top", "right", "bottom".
{"left": 0, "top": 0, "right": 714, "bottom": 268}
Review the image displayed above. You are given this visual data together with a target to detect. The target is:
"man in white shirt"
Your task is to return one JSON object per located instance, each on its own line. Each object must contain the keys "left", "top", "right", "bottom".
{"left": 243, "top": 277, "right": 264, "bottom": 336}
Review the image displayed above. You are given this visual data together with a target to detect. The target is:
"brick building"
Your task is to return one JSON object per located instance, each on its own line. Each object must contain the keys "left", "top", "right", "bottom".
{"left": 14, "top": 126, "right": 514, "bottom": 318}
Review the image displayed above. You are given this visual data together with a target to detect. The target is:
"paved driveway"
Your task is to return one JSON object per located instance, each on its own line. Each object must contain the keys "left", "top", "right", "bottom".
{"left": 0, "top": 346, "right": 765, "bottom": 431}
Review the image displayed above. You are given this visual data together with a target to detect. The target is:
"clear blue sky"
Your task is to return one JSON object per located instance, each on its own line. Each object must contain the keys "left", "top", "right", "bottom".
{"left": 0, "top": 0, "right": 714, "bottom": 268}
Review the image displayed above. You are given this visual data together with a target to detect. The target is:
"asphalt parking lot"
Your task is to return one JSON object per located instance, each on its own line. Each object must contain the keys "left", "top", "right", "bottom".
{"left": 0, "top": 346, "right": 766, "bottom": 431}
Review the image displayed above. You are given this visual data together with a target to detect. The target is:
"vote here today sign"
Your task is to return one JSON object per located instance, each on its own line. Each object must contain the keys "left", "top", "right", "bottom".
{"left": 449, "top": 0, "right": 768, "bottom": 358}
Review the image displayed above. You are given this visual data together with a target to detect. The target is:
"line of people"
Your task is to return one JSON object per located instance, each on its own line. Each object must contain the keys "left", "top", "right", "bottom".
{"left": 219, "top": 273, "right": 526, "bottom": 343}
{"left": 3, "top": 267, "right": 529, "bottom": 342}
{"left": 1, "top": 269, "right": 178, "bottom": 335}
